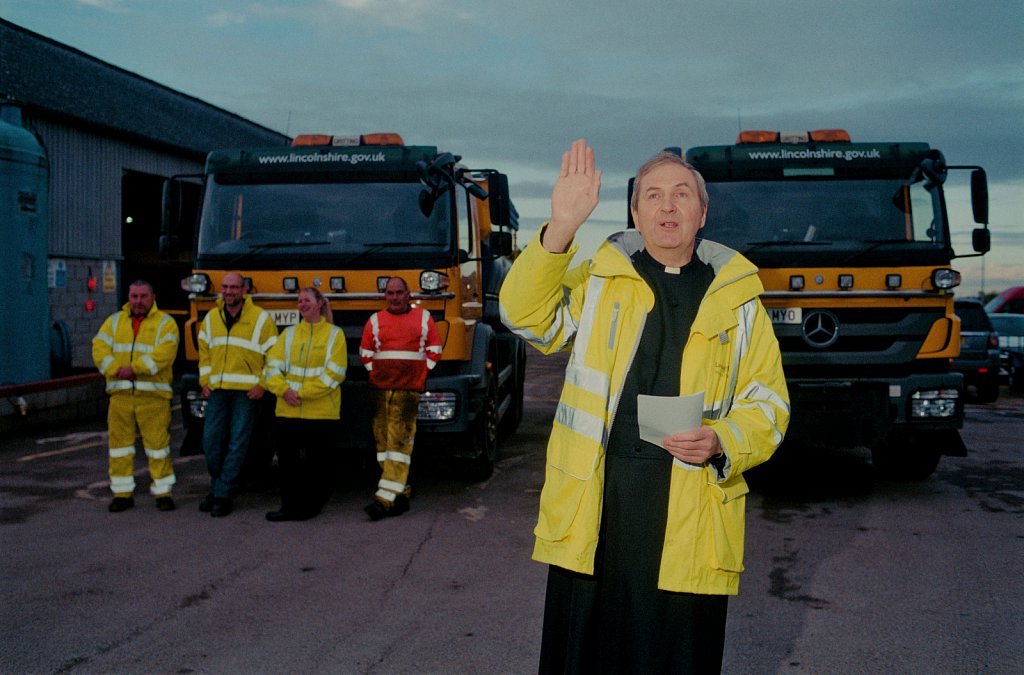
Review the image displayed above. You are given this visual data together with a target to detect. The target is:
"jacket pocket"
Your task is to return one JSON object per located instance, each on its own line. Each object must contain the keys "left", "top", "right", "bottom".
{"left": 534, "top": 466, "right": 589, "bottom": 542}
{"left": 705, "top": 477, "right": 749, "bottom": 572}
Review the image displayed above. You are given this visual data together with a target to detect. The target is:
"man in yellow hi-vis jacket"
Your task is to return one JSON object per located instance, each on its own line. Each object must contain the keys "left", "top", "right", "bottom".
{"left": 197, "top": 272, "right": 278, "bottom": 517}
{"left": 92, "top": 279, "right": 180, "bottom": 513}
{"left": 499, "top": 140, "right": 789, "bottom": 673}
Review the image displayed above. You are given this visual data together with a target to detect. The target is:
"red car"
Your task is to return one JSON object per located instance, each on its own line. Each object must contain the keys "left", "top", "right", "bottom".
{"left": 985, "top": 286, "right": 1024, "bottom": 314}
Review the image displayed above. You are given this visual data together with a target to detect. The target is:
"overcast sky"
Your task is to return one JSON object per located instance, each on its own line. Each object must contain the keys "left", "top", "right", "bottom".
{"left": 4, "top": 0, "right": 1022, "bottom": 295}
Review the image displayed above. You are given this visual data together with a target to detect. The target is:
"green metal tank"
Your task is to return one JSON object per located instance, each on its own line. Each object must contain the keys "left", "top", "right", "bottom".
{"left": 1, "top": 102, "right": 50, "bottom": 385}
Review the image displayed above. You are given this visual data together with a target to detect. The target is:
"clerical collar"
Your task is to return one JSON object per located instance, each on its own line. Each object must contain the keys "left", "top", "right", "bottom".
{"left": 637, "top": 248, "right": 700, "bottom": 275}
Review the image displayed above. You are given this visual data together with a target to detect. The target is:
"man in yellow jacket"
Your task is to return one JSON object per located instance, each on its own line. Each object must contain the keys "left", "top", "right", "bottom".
{"left": 500, "top": 140, "right": 790, "bottom": 673}
{"left": 92, "top": 279, "right": 180, "bottom": 513}
{"left": 197, "top": 272, "right": 278, "bottom": 517}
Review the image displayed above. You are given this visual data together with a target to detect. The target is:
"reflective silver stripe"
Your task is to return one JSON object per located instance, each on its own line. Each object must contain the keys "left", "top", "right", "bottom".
{"left": 375, "top": 488, "right": 397, "bottom": 503}
{"left": 211, "top": 373, "right": 260, "bottom": 385}
{"left": 379, "top": 478, "right": 406, "bottom": 493}
{"left": 564, "top": 364, "right": 610, "bottom": 397}
{"left": 253, "top": 312, "right": 273, "bottom": 353}
{"left": 145, "top": 446, "right": 171, "bottom": 459}
{"left": 375, "top": 350, "right": 425, "bottom": 361}
{"left": 378, "top": 451, "right": 411, "bottom": 464}
{"left": 198, "top": 365, "right": 212, "bottom": 376}
{"left": 110, "top": 475, "right": 134, "bottom": 492}
{"left": 98, "top": 356, "right": 115, "bottom": 372}
{"left": 139, "top": 355, "right": 158, "bottom": 375}
{"left": 499, "top": 286, "right": 578, "bottom": 350}
{"left": 733, "top": 380, "right": 789, "bottom": 445}
{"left": 285, "top": 365, "right": 325, "bottom": 378}
{"left": 109, "top": 445, "right": 135, "bottom": 458}
{"left": 369, "top": 313, "right": 380, "bottom": 349}
{"left": 95, "top": 331, "right": 114, "bottom": 346}
{"left": 325, "top": 361, "right": 346, "bottom": 377}
{"left": 265, "top": 358, "right": 285, "bottom": 370}
{"left": 107, "top": 381, "right": 134, "bottom": 391}
{"left": 198, "top": 314, "right": 211, "bottom": 344}
{"left": 133, "top": 381, "right": 173, "bottom": 393}
{"left": 282, "top": 326, "right": 296, "bottom": 374}
{"left": 207, "top": 335, "right": 265, "bottom": 353}
{"left": 150, "top": 474, "right": 176, "bottom": 493}
{"left": 572, "top": 276, "right": 606, "bottom": 358}
{"left": 419, "top": 308, "right": 430, "bottom": 351}
{"left": 157, "top": 314, "right": 176, "bottom": 341}
{"left": 114, "top": 343, "right": 151, "bottom": 353}
{"left": 554, "top": 401, "right": 605, "bottom": 445}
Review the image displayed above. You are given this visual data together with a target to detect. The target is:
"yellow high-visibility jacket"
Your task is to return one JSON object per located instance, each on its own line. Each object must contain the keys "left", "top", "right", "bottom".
{"left": 499, "top": 228, "right": 790, "bottom": 595}
{"left": 264, "top": 319, "right": 348, "bottom": 420}
{"left": 92, "top": 302, "right": 179, "bottom": 399}
{"left": 198, "top": 296, "right": 278, "bottom": 391}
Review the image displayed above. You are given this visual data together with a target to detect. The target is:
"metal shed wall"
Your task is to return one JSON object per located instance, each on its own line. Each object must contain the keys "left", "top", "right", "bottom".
{"left": 24, "top": 116, "right": 202, "bottom": 257}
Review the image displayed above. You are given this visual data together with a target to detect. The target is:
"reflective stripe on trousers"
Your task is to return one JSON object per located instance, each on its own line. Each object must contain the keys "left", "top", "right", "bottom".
{"left": 106, "top": 393, "right": 175, "bottom": 496}
{"left": 370, "top": 389, "right": 419, "bottom": 504}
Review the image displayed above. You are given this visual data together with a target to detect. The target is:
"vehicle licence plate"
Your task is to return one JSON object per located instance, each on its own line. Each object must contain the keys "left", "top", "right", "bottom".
{"left": 768, "top": 307, "right": 802, "bottom": 325}
{"left": 270, "top": 309, "right": 300, "bottom": 326}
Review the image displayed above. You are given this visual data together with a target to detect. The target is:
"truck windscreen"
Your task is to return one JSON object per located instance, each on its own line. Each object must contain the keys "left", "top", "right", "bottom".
{"left": 701, "top": 178, "right": 948, "bottom": 266}
{"left": 196, "top": 179, "right": 454, "bottom": 266}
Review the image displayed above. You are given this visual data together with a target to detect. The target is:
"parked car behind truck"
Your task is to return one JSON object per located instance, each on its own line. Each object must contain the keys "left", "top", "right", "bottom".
{"left": 952, "top": 299, "right": 1000, "bottom": 403}
{"left": 989, "top": 313, "right": 1024, "bottom": 393}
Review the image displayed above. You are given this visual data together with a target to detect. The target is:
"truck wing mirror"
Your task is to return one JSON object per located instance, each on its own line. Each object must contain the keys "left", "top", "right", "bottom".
{"left": 158, "top": 234, "right": 179, "bottom": 260}
{"left": 972, "top": 227, "right": 991, "bottom": 254}
{"left": 487, "top": 173, "right": 516, "bottom": 228}
{"left": 971, "top": 168, "right": 989, "bottom": 224}
{"left": 489, "top": 231, "right": 513, "bottom": 257}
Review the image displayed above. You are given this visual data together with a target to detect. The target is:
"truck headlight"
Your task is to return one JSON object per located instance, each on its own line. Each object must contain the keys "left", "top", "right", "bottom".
{"left": 420, "top": 270, "right": 450, "bottom": 292}
{"left": 910, "top": 388, "right": 959, "bottom": 418}
{"left": 186, "top": 390, "right": 208, "bottom": 419}
{"left": 418, "top": 391, "right": 457, "bottom": 421}
{"left": 182, "top": 273, "right": 212, "bottom": 294}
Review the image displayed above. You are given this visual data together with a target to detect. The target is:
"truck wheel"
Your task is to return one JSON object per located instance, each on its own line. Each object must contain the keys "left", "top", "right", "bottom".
{"left": 1009, "top": 360, "right": 1024, "bottom": 393}
{"left": 871, "top": 432, "right": 941, "bottom": 480}
{"left": 464, "top": 376, "right": 499, "bottom": 481}
{"left": 976, "top": 376, "right": 1000, "bottom": 403}
{"left": 500, "top": 342, "right": 526, "bottom": 436}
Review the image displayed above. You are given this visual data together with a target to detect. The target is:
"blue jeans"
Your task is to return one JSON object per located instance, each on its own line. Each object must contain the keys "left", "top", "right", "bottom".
{"left": 203, "top": 389, "right": 259, "bottom": 499}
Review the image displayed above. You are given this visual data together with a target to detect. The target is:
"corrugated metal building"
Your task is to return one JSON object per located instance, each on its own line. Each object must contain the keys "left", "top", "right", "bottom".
{"left": 0, "top": 18, "right": 289, "bottom": 375}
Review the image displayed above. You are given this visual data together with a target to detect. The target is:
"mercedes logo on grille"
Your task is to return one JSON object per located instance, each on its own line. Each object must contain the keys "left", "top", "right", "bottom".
{"left": 802, "top": 310, "right": 840, "bottom": 348}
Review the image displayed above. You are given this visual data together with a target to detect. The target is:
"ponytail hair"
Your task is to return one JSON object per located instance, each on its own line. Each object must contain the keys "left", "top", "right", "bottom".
{"left": 301, "top": 286, "right": 333, "bottom": 324}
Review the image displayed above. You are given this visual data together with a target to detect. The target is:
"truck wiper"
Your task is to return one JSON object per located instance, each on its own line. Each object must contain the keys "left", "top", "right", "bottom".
{"left": 334, "top": 241, "right": 445, "bottom": 267}
{"left": 228, "top": 240, "right": 330, "bottom": 266}
{"left": 360, "top": 242, "right": 445, "bottom": 248}
{"left": 742, "top": 240, "right": 832, "bottom": 255}
{"left": 840, "top": 239, "right": 912, "bottom": 265}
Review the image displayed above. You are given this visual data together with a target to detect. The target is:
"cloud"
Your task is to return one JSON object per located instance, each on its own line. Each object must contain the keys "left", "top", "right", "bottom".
{"left": 205, "top": 10, "right": 247, "bottom": 27}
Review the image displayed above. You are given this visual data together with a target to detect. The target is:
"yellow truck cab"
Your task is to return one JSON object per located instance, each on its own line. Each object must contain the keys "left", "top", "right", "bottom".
{"left": 162, "top": 133, "right": 525, "bottom": 479}
{"left": 673, "top": 129, "right": 990, "bottom": 478}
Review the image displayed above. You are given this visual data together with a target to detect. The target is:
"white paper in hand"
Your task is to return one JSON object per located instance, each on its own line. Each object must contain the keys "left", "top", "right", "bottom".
{"left": 637, "top": 392, "right": 705, "bottom": 470}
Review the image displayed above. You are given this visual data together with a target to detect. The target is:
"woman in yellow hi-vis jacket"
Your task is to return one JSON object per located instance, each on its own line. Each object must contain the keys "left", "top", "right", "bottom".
{"left": 499, "top": 140, "right": 789, "bottom": 674}
{"left": 263, "top": 286, "right": 347, "bottom": 521}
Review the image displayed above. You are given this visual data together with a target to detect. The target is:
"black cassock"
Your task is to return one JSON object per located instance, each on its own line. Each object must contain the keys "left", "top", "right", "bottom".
{"left": 539, "top": 248, "right": 728, "bottom": 675}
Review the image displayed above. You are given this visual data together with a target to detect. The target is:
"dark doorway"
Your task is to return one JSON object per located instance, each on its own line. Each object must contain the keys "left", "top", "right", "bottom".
{"left": 120, "top": 169, "right": 197, "bottom": 372}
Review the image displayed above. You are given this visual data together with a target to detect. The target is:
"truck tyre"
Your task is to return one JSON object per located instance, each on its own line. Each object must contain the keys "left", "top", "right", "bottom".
{"left": 464, "top": 374, "right": 499, "bottom": 481}
{"left": 976, "top": 375, "right": 1000, "bottom": 403}
{"left": 1009, "top": 359, "right": 1024, "bottom": 393}
{"left": 500, "top": 341, "right": 526, "bottom": 436}
{"left": 871, "top": 431, "right": 941, "bottom": 481}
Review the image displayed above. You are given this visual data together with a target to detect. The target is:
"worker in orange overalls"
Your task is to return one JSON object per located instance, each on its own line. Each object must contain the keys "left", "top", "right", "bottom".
{"left": 359, "top": 277, "right": 442, "bottom": 520}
